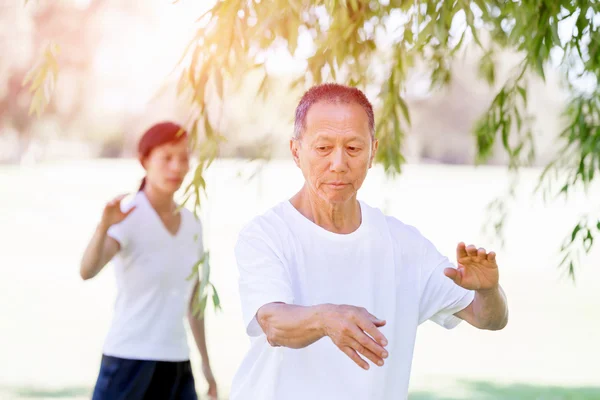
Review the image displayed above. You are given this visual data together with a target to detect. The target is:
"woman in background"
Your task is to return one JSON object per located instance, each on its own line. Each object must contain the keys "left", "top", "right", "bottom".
{"left": 80, "top": 121, "right": 218, "bottom": 400}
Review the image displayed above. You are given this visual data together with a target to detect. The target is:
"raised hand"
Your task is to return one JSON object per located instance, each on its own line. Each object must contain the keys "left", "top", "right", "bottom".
{"left": 322, "top": 305, "right": 389, "bottom": 370}
{"left": 444, "top": 242, "right": 499, "bottom": 291}
{"left": 100, "top": 194, "right": 136, "bottom": 229}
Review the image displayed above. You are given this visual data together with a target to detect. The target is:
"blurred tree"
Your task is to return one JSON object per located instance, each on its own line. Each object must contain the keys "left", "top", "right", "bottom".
{"left": 2, "top": 0, "right": 106, "bottom": 161}
{"left": 25, "top": 0, "right": 600, "bottom": 284}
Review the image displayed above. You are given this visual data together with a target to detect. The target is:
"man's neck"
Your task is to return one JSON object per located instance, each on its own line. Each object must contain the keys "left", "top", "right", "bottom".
{"left": 143, "top": 185, "right": 175, "bottom": 215}
{"left": 291, "top": 185, "right": 361, "bottom": 234}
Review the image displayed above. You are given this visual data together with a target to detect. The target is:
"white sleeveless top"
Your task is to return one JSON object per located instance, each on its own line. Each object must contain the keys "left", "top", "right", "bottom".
{"left": 103, "top": 191, "right": 203, "bottom": 361}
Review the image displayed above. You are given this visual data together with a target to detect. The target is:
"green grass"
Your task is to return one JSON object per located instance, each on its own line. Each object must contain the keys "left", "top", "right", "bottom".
{"left": 0, "top": 386, "right": 91, "bottom": 399}
{"left": 1, "top": 381, "right": 599, "bottom": 400}
{"left": 410, "top": 380, "right": 600, "bottom": 400}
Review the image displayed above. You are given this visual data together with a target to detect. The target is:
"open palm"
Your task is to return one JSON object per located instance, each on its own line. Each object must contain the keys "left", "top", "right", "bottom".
{"left": 444, "top": 242, "right": 499, "bottom": 291}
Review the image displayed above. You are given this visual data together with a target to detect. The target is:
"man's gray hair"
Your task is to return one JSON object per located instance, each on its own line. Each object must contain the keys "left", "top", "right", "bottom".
{"left": 293, "top": 83, "right": 375, "bottom": 140}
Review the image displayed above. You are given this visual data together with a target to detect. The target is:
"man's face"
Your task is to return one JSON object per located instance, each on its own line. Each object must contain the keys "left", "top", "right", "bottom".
{"left": 291, "top": 101, "right": 378, "bottom": 204}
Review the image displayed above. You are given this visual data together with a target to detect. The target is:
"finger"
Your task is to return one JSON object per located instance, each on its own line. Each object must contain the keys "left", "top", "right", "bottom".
{"left": 107, "top": 193, "right": 128, "bottom": 208}
{"left": 123, "top": 206, "right": 137, "bottom": 217}
{"left": 358, "top": 316, "right": 388, "bottom": 347}
{"left": 477, "top": 247, "right": 487, "bottom": 260}
{"left": 352, "top": 324, "right": 388, "bottom": 359}
{"left": 456, "top": 242, "right": 468, "bottom": 258}
{"left": 349, "top": 337, "right": 384, "bottom": 367}
{"left": 487, "top": 251, "right": 496, "bottom": 262}
{"left": 373, "top": 319, "right": 386, "bottom": 328}
{"left": 367, "top": 313, "right": 387, "bottom": 329}
{"left": 340, "top": 346, "right": 369, "bottom": 370}
{"left": 111, "top": 193, "right": 128, "bottom": 203}
{"left": 466, "top": 245, "right": 478, "bottom": 257}
{"left": 444, "top": 267, "right": 462, "bottom": 285}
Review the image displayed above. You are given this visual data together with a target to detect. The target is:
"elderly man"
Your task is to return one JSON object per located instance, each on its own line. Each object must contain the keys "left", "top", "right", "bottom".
{"left": 231, "top": 83, "right": 508, "bottom": 400}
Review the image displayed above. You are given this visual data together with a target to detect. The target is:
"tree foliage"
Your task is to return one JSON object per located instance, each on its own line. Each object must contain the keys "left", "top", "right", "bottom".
{"left": 24, "top": 1, "right": 600, "bottom": 291}
{"left": 172, "top": 0, "right": 600, "bottom": 281}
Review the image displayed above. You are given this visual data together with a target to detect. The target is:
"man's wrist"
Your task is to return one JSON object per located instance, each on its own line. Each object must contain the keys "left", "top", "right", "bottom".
{"left": 476, "top": 285, "right": 501, "bottom": 296}
{"left": 312, "top": 303, "right": 334, "bottom": 338}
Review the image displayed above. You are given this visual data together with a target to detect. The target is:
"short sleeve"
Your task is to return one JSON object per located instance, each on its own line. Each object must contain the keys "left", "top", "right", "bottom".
{"left": 235, "top": 222, "right": 294, "bottom": 337}
{"left": 106, "top": 199, "right": 136, "bottom": 249}
{"left": 418, "top": 237, "right": 474, "bottom": 329}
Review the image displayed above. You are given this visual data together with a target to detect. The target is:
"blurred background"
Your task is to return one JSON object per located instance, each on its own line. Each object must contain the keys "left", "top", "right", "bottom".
{"left": 1, "top": 0, "right": 599, "bottom": 399}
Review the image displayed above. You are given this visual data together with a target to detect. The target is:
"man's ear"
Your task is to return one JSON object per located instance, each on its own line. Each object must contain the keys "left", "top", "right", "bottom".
{"left": 369, "top": 139, "right": 379, "bottom": 168}
{"left": 290, "top": 139, "right": 301, "bottom": 167}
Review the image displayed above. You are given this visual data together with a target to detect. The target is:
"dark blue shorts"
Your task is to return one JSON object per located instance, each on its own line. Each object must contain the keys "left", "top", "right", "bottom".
{"left": 91, "top": 355, "right": 198, "bottom": 400}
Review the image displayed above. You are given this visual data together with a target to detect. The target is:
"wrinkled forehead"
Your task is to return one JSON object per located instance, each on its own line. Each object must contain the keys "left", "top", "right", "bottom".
{"left": 303, "top": 101, "right": 372, "bottom": 140}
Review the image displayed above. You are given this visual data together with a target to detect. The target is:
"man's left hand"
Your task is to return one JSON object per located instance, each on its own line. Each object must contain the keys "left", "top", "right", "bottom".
{"left": 444, "top": 242, "right": 499, "bottom": 291}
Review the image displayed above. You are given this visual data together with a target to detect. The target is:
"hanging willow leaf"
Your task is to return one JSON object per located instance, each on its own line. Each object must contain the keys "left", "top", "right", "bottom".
{"left": 23, "top": 42, "right": 60, "bottom": 117}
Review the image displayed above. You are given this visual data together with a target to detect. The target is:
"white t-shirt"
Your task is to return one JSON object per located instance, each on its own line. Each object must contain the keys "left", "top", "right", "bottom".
{"left": 231, "top": 200, "right": 474, "bottom": 400}
{"left": 103, "top": 191, "right": 203, "bottom": 361}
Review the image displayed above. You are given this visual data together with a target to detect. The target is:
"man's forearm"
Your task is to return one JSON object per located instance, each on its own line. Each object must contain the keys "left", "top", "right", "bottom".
{"left": 471, "top": 285, "right": 508, "bottom": 330}
{"left": 257, "top": 303, "right": 328, "bottom": 349}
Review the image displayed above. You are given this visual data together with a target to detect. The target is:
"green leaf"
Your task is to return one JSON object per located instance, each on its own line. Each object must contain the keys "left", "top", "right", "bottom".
{"left": 287, "top": 21, "right": 300, "bottom": 55}
{"left": 514, "top": 107, "right": 522, "bottom": 132}
{"left": 550, "top": 23, "right": 561, "bottom": 46}
{"left": 584, "top": 230, "right": 594, "bottom": 253}
{"left": 211, "top": 283, "right": 222, "bottom": 311}
{"left": 214, "top": 67, "right": 224, "bottom": 99}
{"left": 189, "top": 45, "right": 202, "bottom": 87}
{"left": 343, "top": 23, "right": 356, "bottom": 40}
{"left": 204, "top": 113, "right": 213, "bottom": 139}
{"left": 501, "top": 121, "right": 509, "bottom": 151}
{"left": 325, "top": 0, "right": 336, "bottom": 15}
{"left": 517, "top": 86, "right": 527, "bottom": 106}
{"left": 198, "top": 251, "right": 211, "bottom": 300}
{"left": 186, "top": 256, "right": 203, "bottom": 281}
{"left": 571, "top": 224, "right": 581, "bottom": 243}
{"left": 397, "top": 95, "right": 411, "bottom": 126}
{"left": 473, "top": 0, "right": 489, "bottom": 19}
{"left": 534, "top": 58, "right": 546, "bottom": 81}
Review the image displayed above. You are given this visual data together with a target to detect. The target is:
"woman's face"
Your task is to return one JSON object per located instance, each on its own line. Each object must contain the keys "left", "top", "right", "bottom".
{"left": 142, "top": 137, "right": 190, "bottom": 194}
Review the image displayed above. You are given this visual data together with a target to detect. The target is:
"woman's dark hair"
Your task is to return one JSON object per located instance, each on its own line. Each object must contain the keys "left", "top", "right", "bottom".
{"left": 137, "top": 122, "right": 188, "bottom": 191}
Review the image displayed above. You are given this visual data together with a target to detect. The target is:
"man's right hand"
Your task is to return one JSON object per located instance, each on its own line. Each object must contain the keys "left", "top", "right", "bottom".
{"left": 320, "top": 304, "right": 388, "bottom": 370}
{"left": 256, "top": 303, "right": 388, "bottom": 370}
{"left": 100, "top": 194, "right": 136, "bottom": 230}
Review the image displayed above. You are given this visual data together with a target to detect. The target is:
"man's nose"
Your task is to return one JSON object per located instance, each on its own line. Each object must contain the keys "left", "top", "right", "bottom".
{"left": 329, "top": 147, "right": 348, "bottom": 173}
